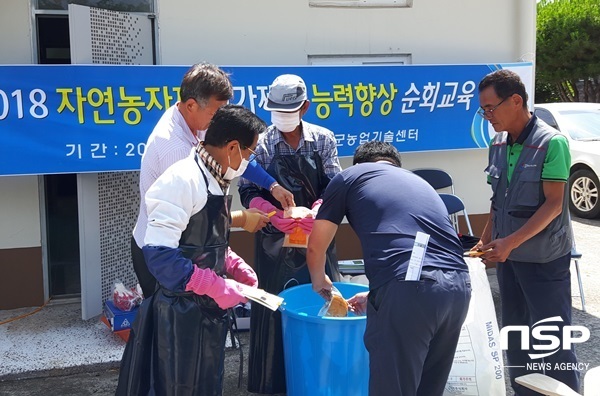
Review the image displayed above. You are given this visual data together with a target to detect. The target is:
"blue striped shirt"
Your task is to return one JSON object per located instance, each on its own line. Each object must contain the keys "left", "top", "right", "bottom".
{"left": 238, "top": 120, "right": 342, "bottom": 190}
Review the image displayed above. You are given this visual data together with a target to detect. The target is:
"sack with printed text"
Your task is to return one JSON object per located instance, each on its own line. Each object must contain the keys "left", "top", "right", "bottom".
{"left": 444, "top": 258, "right": 506, "bottom": 396}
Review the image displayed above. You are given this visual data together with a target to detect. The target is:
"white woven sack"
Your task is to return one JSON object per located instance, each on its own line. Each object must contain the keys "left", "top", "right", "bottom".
{"left": 444, "top": 258, "right": 506, "bottom": 396}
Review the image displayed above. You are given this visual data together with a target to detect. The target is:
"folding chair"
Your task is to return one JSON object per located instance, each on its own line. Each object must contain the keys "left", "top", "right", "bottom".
{"left": 515, "top": 365, "right": 600, "bottom": 396}
{"left": 411, "top": 168, "right": 455, "bottom": 194}
{"left": 572, "top": 246, "right": 586, "bottom": 312}
{"left": 568, "top": 216, "right": 586, "bottom": 312}
{"left": 515, "top": 373, "right": 580, "bottom": 396}
{"left": 438, "top": 193, "right": 474, "bottom": 236}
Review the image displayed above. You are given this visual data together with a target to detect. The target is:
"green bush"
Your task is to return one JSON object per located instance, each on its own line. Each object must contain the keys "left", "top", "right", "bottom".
{"left": 536, "top": 0, "right": 600, "bottom": 102}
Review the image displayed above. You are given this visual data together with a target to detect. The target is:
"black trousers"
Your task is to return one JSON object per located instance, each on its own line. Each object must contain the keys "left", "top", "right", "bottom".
{"left": 497, "top": 253, "right": 580, "bottom": 396}
{"left": 364, "top": 268, "right": 471, "bottom": 396}
{"left": 130, "top": 236, "right": 157, "bottom": 298}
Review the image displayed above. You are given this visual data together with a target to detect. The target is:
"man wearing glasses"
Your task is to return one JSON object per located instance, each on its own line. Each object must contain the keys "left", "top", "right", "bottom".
{"left": 118, "top": 105, "right": 266, "bottom": 395}
{"left": 473, "top": 69, "right": 579, "bottom": 395}
{"left": 131, "top": 63, "right": 294, "bottom": 298}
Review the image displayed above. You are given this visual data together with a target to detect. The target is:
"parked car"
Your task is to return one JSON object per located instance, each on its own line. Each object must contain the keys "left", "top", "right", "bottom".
{"left": 534, "top": 103, "right": 600, "bottom": 219}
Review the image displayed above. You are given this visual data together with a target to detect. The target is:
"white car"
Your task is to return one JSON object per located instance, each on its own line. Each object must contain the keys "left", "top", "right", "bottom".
{"left": 534, "top": 103, "right": 600, "bottom": 219}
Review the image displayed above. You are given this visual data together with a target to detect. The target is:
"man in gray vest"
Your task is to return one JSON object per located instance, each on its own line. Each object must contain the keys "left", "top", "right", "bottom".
{"left": 474, "top": 69, "right": 579, "bottom": 395}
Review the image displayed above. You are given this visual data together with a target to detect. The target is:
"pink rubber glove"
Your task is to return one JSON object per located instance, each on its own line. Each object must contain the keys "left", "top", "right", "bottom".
{"left": 270, "top": 213, "right": 299, "bottom": 234}
{"left": 249, "top": 197, "right": 277, "bottom": 214}
{"left": 225, "top": 247, "right": 258, "bottom": 288}
{"left": 248, "top": 197, "right": 297, "bottom": 234}
{"left": 185, "top": 266, "right": 247, "bottom": 309}
{"left": 296, "top": 216, "right": 315, "bottom": 235}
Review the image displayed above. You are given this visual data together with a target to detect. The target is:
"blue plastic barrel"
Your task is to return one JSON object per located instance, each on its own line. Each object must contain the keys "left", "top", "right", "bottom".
{"left": 278, "top": 282, "right": 369, "bottom": 396}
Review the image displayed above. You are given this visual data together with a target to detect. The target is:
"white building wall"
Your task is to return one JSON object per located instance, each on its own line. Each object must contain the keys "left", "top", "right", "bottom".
{"left": 0, "top": 176, "right": 41, "bottom": 249}
{"left": 156, "top": 0, "right": 536, "bottom": 215}
{"left": 157, "top": 0, "right": 526, "bottom": 66}
{"left": 0, "top": 1, "right": 39, "bottom": 251}
{"left": 0, "top": 0, "right": 33, "bottom": 64}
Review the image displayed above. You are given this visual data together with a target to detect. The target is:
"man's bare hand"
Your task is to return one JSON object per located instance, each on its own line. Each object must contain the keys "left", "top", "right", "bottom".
{"left": 480, "top": 237, "right": 516, "bottom": 263}
{"left": 311, "top": 273, "right": 333, "bottom": 301}
{"left": 347, "top": 292, "right": 368, "bottom": 315}
{"left": 271, "top": 185, "right": 295, "bottom": 210}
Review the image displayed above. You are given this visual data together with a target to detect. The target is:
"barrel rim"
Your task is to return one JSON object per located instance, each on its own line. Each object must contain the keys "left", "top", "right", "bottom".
{"left": 278, "top": 282, "right": 368, "bottom": 323}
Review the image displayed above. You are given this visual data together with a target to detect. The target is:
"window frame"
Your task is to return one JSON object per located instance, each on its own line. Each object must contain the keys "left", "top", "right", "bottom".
{"left": 308, "top": 54, "right": 411, "bottom": 66}
{"left": 309, "top": 0, "right": 412, "bottom": 8}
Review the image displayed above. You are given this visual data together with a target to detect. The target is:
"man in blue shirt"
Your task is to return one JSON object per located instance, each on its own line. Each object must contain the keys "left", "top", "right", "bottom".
{"left": 308, "top": 141, "right": 471, "bottom": 396}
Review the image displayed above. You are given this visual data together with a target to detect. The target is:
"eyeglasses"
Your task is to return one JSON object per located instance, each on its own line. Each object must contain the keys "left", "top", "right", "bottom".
{"left": 241, "top": 145, "right": 258, "bottom": 161}
{"left": 477, "top": 96, "right": 511, "bottom": 118}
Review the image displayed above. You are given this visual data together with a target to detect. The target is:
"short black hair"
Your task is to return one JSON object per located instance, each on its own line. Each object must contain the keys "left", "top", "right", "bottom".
{"left": 204, "top": 104, "right": 266, "bottom": 148}
{"left": 478, "top": 69, "right": 528, "bottom": 108}
{"left": 352, "top": 141, "right": 402, "bottom": 167}
{"left": 180, "top": 63, "right": 233, "bottom": 106}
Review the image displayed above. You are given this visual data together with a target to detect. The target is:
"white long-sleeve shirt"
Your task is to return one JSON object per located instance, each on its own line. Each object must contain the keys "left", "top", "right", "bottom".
{"left": 144, "top": 151, "right": 225, "bottom": 248}
{"left": 133, "top": 104, "right": 199, "bottom": 247}
{"left": 134, "top": 104, "right": 275, "bottom": 247}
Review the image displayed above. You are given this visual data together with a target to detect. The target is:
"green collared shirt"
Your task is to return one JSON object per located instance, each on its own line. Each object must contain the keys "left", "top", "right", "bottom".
{"left": 488, "top": 115, "right": 570, "bottom": 185}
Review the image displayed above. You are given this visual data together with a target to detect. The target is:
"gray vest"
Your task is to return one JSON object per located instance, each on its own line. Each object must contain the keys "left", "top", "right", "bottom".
{"left": 485, "top": 119, "right": 571, "bottom": 263}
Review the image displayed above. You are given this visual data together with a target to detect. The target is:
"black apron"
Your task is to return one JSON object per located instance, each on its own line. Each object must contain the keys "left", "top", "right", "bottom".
{"left": 116, "top": 157, "right": 231, "bottom": 396}
{"left": 247, "top": 141, "right": 340, "bottom": 394}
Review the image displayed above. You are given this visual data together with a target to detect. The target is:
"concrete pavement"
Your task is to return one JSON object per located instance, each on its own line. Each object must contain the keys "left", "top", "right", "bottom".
{"left": 487, "top": 217, "right": 600, "bottom": 395}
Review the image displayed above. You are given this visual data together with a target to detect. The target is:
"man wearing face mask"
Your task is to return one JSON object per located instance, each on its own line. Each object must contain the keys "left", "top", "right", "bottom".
{"left": 131, "top": 63, "right": 295, "bottom": 299}
{"left": 238, "top": 74, "right": 342, "bottom": 394}
{"left": 117, "top": 105, "right": 264, "bottom": 396}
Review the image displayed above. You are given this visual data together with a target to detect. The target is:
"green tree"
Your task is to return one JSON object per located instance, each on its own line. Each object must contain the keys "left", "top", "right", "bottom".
{"left": 536, "top": 0, "right": 600, "bottom": 102}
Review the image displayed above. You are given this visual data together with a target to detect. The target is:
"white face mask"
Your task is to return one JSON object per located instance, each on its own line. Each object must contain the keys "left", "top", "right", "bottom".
{"left": 271, "top": 111, "right": 300, "bottom": 133}
{"left": 223, "top": 144, "right": 249, "bottom": 181}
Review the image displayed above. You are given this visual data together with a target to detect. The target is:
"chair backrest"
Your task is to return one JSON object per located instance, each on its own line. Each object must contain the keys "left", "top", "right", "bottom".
{"left": 411, "top": 168, "right": 455, "bottom": 194}
{"left": 515, "top": 366, "right": 600, "bottom": 396}
{"left": 584, "top": 366, "right": 600, "bottom": 396}
{"left": 438, "top": 193, "right": 474, "bottom": 236}
{"left": 515, "top": 373, "right": 580, "bottom": 396}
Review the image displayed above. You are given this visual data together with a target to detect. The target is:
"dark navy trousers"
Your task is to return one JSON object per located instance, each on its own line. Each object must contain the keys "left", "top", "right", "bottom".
{"left": 497, "top": 253, "right": 580, "bottom": 396}
{"left": 364, "top": 268, "right": 471, "bottom": 396}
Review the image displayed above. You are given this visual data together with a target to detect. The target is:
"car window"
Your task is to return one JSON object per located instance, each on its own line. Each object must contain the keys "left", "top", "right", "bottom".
{"left": 558, "top": 109, "right": 600, "bottom": 141}
{"left": 534, "top": 108, "right": 559, "bottom": 129}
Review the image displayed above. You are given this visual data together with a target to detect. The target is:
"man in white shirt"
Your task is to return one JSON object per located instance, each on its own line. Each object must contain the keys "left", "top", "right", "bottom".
{"left": 132, "top": 63, "right": 294, "bottom": 297}
{"left": 117, "top": 104, "right": 264, "bottom": 396}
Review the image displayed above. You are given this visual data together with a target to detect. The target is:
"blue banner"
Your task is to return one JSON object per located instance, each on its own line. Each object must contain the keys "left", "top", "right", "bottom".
{"left": 0, "top": 63, "right": 532, "bottom": 176}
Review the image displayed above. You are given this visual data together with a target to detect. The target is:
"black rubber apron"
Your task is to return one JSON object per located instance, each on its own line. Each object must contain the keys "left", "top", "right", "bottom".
{"left": 116, "top": 157, "right": 231, "bottom": 396}
{"left": 247, "top": 142, "right": 340, "bottom": 394}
